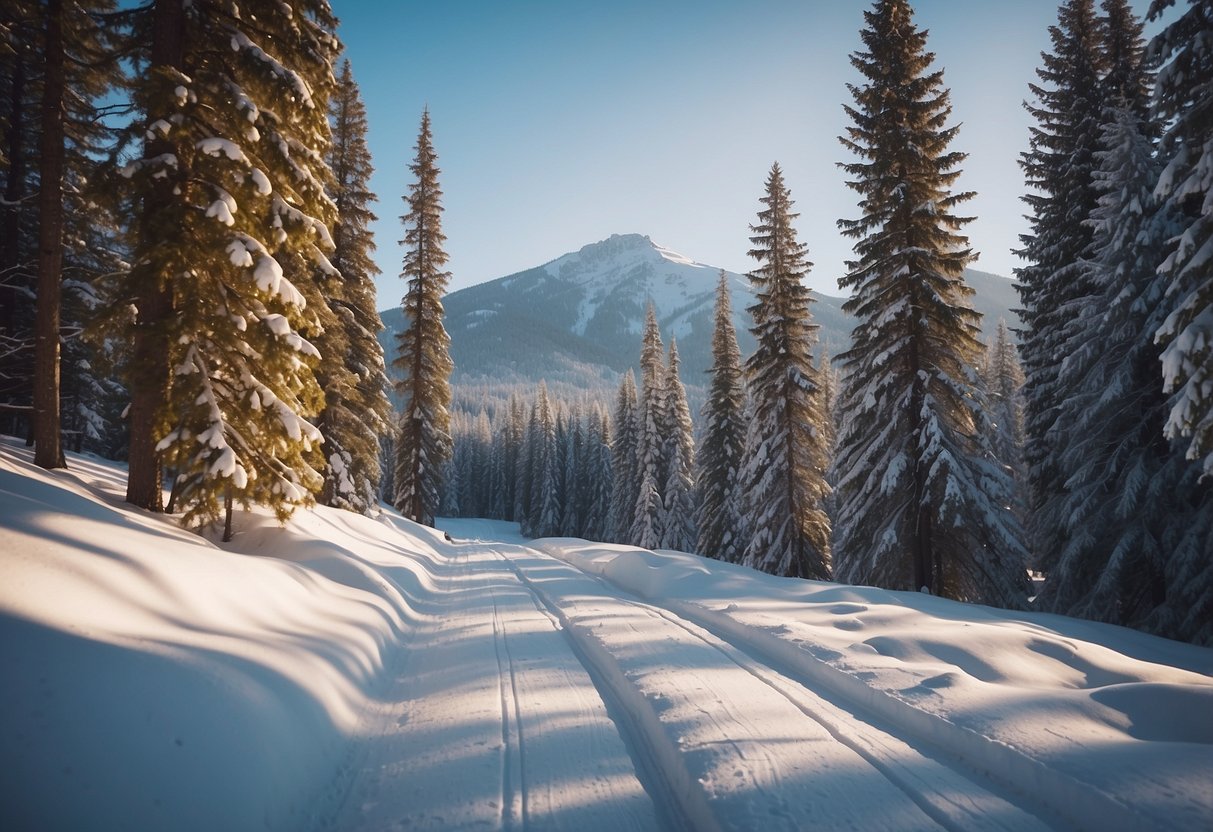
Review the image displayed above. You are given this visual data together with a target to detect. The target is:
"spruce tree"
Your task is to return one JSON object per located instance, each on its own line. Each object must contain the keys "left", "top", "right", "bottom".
{"left": 607, "top": 371, "right": 638, "bottom": 542}
{"left": 739, "top": 163, "right": 831, "bottom": 580}
{"left": 1150, "top": 0, "right": 1213, "bottom": 478}
{"left": 0, "top": 3, "right": 39, "bottom": 438}
{"left": 317, "top": 57, "right": 390, "bottom": 514}
{"left": 1016, "top": 0, "right": 1108, "bottom": 568}
{"left": 118, "top": 0, "right": 341, "bottom": 532}
{"left": 1038, "top": 107, "right": 1206, "bottom": 630}
{"left": 696, "top": 272, "right": 746, "bottom": 562}
{"left": 2, "top": 0, "right": 122, "bottom": 465}
{"left": 583, "top": 406, "right": 614, "bottom": 542}
{"left": 529, "top": 382, "right": 561, "bottom": 537}
{"left": 630, "top": 304, "right": 667, "bottom": 549}
{"left": 983, "top": 319, "right": 1027, "bottom": 522}
{"left": 659, "top": 338, "right": 696, "bottom": 552}
{"left": 834, "top": 1, "right": 1027, "bottom": 605}
{"left": 393, "top": 108, "right": 453, "bottom": 526}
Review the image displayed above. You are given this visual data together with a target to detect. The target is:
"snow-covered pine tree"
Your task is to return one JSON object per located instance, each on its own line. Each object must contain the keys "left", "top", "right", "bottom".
{"left": 630, "top": 304, "right": 667, "bottom": 550}
{"left": 2, "top": 0, "right": 124, "bottom": 465}
{"left": 1150, "top": 0, "right": 1213, "bottom": 478}
{"left": 1037, "top": 106, "right": 1212, "bottom": 635}
{"left": 739, "top": 163, "right": 831, "bottom": 580}
{"left": 607, "top": 370, "right": 639, "bottom": 543}
{"left": 317, "top": 57, "right": 390, "bottom": 514}
{"left": 833, "top": 0, "right": 1028, "bottom": 605}
{"left": 560, "top": 404, "right": 583, "bottom": 535}
{"left": 1016, "top": 0, "right": 1108, "bottom": 568}
{"left": 503, "top": 392, "right": 525, "bottom": 521}
{"left": 119, "top": 0, "right": 341, "bottom": 533}
{"left": 659, "top": 338, "right": 696, "bottom": 552}
{"left": 393, "top": 108, "right": 453, "bottom": 527}
{"left": 583, "top": 406, "right": 614, "bottom": 542}
{"left": 983, "top": 319, "right": 1027, "bottom": 522}
{"left": 472, "top": 406, "right": 493, "bottom": 516}
{"left": 0, "top": 5, "right": 39, "bottom": 444}
{"left": 696, "top": 272, "right": 746, "bottom": 562}
{"left": 533, "top": 383, "right": 561, "bottom": 537}
{"left": 516, "top": 394, "right": 538, "bottom": 527}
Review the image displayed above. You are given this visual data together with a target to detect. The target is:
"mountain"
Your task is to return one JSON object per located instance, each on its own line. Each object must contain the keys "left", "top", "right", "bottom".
{"left": 379, "top": 233, "right": 1021, "bottom": 406}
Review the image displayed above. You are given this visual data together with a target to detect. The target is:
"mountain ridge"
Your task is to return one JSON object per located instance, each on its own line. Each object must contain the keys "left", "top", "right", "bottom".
{"left": 380, "top": 233, "right": 1020, "bottom": 405}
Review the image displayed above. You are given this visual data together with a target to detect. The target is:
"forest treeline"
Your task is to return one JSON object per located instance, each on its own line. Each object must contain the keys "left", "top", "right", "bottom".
{"left": 1, "top": 0, "right": 1209, "bottom": 644}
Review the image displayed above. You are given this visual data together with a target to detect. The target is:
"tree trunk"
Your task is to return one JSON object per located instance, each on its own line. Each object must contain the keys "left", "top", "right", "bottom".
{"left": 126, "top": 0, "right": 185, "bottom": 510}
{"left": 223, "top": 488, "right": 233, "bottom": 542}
{"left": 1, "top": 46, "right": 27, "bottom": 334}
{"left": 33, "top": 0, "right": 65, "bottom": 470}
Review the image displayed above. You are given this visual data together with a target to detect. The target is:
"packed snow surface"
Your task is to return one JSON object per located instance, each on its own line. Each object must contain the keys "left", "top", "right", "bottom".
{"left": 1, "top": 439, "right": 1210, "bottom": 831}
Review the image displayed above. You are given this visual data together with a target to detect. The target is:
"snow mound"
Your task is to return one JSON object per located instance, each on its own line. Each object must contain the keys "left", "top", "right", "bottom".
{"left": 532, "top": 536, "right": 1213, "bottom": 832}
{"left": 0, "top": 439, "right": 442, "bottom": 832}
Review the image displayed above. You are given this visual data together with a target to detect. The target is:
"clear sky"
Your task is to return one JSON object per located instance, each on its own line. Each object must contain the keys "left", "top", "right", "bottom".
{"left": 336, "top": 0, "right": 1161, "bottom": 304}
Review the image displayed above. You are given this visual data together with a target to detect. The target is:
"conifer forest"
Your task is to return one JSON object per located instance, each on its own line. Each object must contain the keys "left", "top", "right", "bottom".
{"left": 3, "top": 0, "right": 1211, "bottom": 649}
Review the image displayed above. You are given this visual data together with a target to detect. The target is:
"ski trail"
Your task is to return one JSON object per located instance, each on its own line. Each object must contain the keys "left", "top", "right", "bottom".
{"left": 498, "top": 541, "right": 1059, "bottom": 832}
{"left": 325, "top": 540, "right": 660, "bottom": 832}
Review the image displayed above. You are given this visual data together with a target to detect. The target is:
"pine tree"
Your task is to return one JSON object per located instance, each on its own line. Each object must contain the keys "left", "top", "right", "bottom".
{"left": 696, "top": 272, "right": 746, "bottom": 561}
{"left": 1016, "top": 0, "right": 1108, "bottom": 568}
{"left": 1038, "top": 107, "right": 1207, "bottom": 631}
{"left": 983, "top": 319, "right": 1027, "bottom": 522}
{"left": 833, "top": 1, "right": 1027, "bottom": 605}
{"left": 659, "top": 339, "right": 696, "bottom": 552}
{"left": 317, "top": 57, "right": 390, "bottom": 514}
{"left": 0, "top": 4, "right": 38, "bottom": 443}
{"left": 2, "top": 0, "right": 122, "bottom": 465}
{"left": 393, "top": 108, "right": 453, "bottom": 526}
{"left": 738, "top": 164, "right": 831, "bottom": 579}
{"left": 607, "top": 371, "right": 638, "bottom": 543}
{"left": 630, "top": 304, "right": 666, "bottom": 549}
{"left": 583, "top": 406, "right": 614, "bottom": 542}
{"left": 1150, "top": 0, "right": 1213, "bottom": 478}
{"left": 530, "top": 382, "right": 561, "bottom": 537}
{"left": 118, "top": 0, "right": 341, "bottom": 533}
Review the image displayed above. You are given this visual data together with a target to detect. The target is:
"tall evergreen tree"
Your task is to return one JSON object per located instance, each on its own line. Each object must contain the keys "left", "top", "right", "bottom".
{"left": 317, "top": 58, "right": 390, "bottom": 514}
{"left": 696, "top": 271, "right": 746, "bottom": 562}
{"left": 1015, "top": 0, "right": 1108, "bottom": 568}
{"left": 607, "top": 370, "right": 639, "bottom": 543}
{"left": 530, "top": 382, "right": 561, "bottom": 537}
{"left": 630, "top": 304, "right": 667, "bottom": 549}
{"left": 983, "top": 319, "right": 1028, "bottom": 522}
{"left": 659, "top": 338, "right": 696, "bottom": 552}
{"left": 1, "top": 0, "right": 122, "bottom": 465}
{"left": 834, "top": 1, "right": 1027, "bottom": 605}
{"left": 118, "top": 0, "right": 341, "bottom": 532}
{"left": 0, "top": 3, "right": 38, "bottom": 439}
{"left": 739, "top": 163, "right": 831, "bottom": 580}
{"left": 583, "top": 406, "right": 614, "bottom": 542}
{"left": 1038, "top": 107, "right": 1212, "bottom": 633}
{"left": 393, "top": 108, "right": 453, "bottom": 526}
{"left": 1150, "top": 0, "right": 1213, "bottom": 479}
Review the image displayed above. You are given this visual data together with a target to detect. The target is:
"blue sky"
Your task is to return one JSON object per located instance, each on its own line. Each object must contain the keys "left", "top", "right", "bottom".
{"left": 337, "top": 0, "right": 1161, "bottom": 305}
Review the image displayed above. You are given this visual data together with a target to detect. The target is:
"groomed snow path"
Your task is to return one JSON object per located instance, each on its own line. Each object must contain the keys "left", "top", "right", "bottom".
{"left": 325, "top": 520, "right": 1058, "bottom": 832}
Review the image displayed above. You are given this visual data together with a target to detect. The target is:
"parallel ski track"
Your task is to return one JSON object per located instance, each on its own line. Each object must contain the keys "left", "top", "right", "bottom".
{"left": 488, "top": 545, "right": 718, "bottom": 832}
{"left": 491, "top": 541, "right": 1063, "bottom": 832}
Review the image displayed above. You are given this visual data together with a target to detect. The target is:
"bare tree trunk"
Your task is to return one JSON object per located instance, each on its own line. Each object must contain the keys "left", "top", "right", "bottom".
{"left": 223, "top": 488, "right": 233, "bottom": 542}
{"left": 33, "top": 0, "right": 65, "bottom": 469}
{"left": 126, "top": 0, "right": 184, "bottom": 510}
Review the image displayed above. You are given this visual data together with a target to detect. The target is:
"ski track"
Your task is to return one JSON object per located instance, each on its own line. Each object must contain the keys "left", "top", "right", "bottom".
{"left": 324, "top": 538, "right": 659, "bottom": 832}
{"left": 324, "top": 531, "right": 1063, "bottom": 831}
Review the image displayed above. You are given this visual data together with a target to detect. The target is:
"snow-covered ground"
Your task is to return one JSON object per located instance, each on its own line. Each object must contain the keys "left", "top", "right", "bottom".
{"left": 2, "top": 438, "right": 1211, "bottom": 831}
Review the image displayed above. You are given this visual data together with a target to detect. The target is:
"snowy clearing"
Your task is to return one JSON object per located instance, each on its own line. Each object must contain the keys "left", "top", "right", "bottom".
{"left": 1, "top": 439, "right": 1210, "bottom": 831}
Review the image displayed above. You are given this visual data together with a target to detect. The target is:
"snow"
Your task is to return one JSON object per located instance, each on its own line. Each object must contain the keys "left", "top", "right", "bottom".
{"left": 2, "top": 439, "right": 1211, "bottom": 831}
{"left": 197, "top": 137, "right": 248, "bottom": 163}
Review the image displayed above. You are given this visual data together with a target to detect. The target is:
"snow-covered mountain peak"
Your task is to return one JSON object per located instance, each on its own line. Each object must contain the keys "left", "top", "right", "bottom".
{"left": 542, "top": 233, "right": 718, "bottom": 289}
